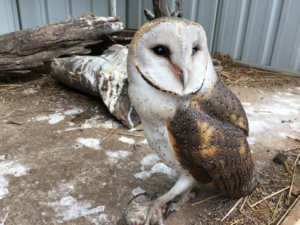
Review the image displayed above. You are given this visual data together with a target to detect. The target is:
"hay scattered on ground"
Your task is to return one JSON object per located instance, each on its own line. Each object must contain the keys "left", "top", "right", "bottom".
{"left": 213, "top": 54, "right": 300, "bottom": 88}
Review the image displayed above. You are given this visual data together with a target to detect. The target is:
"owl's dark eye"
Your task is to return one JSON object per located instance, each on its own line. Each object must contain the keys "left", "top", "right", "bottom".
{"left": 153, "top": 46, "right": 167, "bottom": 56}
{"left": 192, "top": 47, "right": 198, "bottom": 54}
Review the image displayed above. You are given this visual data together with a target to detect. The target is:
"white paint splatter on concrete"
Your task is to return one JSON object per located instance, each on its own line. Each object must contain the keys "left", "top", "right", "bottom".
{"left": 45, "top": 196, "right": 106, "bottom": 222}
{"left": 0, "top": 176, "right": 9, "bottom": 199}
{"left": 140, "top": 139, "right": 148, "bottom": 145}
{"left": 247, "top": 137, "right": 256, "bottom": 145}
{"left": 134, "top": 163, "right": 177, "bottom": 180}
{"left": 141, "top": 154, "right": 160, "bottom": 166}
{"left": 76, "top": 138, "right": 100, "bottom": 150}
{"left": 132, "top": 187, "right": 146, "bottom": 196}
{"left": 119, "top": 136, "right": 135, "bottom": 145}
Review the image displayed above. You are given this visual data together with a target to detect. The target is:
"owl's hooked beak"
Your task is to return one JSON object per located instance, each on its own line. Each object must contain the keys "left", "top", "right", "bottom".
{"left": 178, "top": 70, "right": 188, "bottom": 91}
{"left": 170, "top": 66, "right": 188, "bottom": 90}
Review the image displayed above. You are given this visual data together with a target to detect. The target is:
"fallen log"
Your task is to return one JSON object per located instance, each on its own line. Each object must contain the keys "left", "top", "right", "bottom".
{"left": 0, "top": 13, "right": 123, "bottom": 73}
{"left": 51, "top": 44, "right": 140, "bottom": 129}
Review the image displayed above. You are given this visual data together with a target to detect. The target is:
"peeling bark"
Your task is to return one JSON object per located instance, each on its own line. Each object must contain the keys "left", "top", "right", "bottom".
{"left": 50, "top": 44, "right": 140, "bottom": 129}
{"left": 0, "top": 13, "right": 123, "bottom": 73}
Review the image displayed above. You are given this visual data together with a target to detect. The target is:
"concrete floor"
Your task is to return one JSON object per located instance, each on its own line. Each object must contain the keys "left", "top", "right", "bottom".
{"left": 0, "top": 82, "right": 299, "bottom": 224}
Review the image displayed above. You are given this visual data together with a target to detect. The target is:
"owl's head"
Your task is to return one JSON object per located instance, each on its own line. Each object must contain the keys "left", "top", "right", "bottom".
{"left": 129, "top": 17, "right": 210, "bottom": 96}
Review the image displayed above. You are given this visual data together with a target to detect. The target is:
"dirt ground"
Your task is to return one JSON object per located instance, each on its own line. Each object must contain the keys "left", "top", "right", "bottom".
{"left": 0, "top": 63, "right": 300, "bottom": 225}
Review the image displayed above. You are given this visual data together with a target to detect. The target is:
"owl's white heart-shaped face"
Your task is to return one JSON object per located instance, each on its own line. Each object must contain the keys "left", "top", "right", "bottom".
{"left": 130, "top": 17, "right": 209, "bottom": 96}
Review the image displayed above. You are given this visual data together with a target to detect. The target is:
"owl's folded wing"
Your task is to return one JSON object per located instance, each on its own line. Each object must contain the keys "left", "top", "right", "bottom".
{"left": 167, "top": 78, "right": 257, "bottom": 197}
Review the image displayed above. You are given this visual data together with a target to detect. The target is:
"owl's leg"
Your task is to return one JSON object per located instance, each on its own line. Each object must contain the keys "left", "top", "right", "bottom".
{"left": 166, "top": 186, "right": 197, "bottom": 215}
{"left": 143, "top": 174, "right": 197, "bottom": 225}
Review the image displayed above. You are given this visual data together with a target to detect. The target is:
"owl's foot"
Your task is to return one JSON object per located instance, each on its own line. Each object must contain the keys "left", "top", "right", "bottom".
{"left": 124, "top": 199, "right": 165, "bottom": 225}
{"left": 165, "top": 190, "right": 197, "bottom": 219}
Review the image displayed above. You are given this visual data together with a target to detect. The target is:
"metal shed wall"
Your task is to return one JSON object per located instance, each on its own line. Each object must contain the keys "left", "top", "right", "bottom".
{"left": 0, "top": 0, "right": 300, "bottom": 74}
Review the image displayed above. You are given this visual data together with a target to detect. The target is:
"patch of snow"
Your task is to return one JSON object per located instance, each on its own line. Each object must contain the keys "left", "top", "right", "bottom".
{"left": 249, "top": 120, "right": 271, "bottom": 133}
{"left": 49, "top": 114, "right": 65, "bottom": 124}
{"left": 105, "top": 150, "right": 131, "bottom": 165}
{"left": 45, "top": 196, "right": 105, "bottom": 221}
{"left": 119, "top": 136, "right": 135, "bottom": 145}
{"left": 141, "top": 154, "right": 160, "bottom": 166}
{"left": 36, "top": 115, "right": 49, "bottom": 121}
{"left": 0, "top": 176, "right": 9, "bottom": 199}
{"left": 134, "top": 163, "right": 177, "bottom": 180}
{"left": 76, "top": 138, "right": 100, "bottom": 150}
{"left": 279, "top": 132, "right": 288, "bottom": 138}
{"left": 132, "top": 187, "right": 146, "bottom": 196}
{"left": 0, "top": 161, "right": 28, "bottom": 177}
{"left": 36, "top": 113, "right": 65, "bottom": 124}
{"left": 258, "top": 105, "right": 298, "bottom": 115}
{"left": 101, "top": 120, "right": 121, "bottom": 129}
{"left": 290, "top": 122, "right": 300, "bottom": 133}
{"left": 0, "top": 155, "right": 5, "bottom": 160}
{"left": 140, "top": 139, "right": 148, "bottom": 145}
{"left": 285, "top": 93, "right": 293, "bottom": 95}
{"left": 87, "top": 214, "right": 108, "bottom": 224}
{"left": 241, "top": 102, "right": 251, "bottom": 106}
{"left": 64, "top": 108, "right": 84, "bottom": 115}
{"left": 128, "top": 128, "right": 137, "bottom": 132}
{"left": 247, "top": 137, "right": 256, "bottom": 145}
{"left": 290, "top": 104, "right": 300, "bottom": 109}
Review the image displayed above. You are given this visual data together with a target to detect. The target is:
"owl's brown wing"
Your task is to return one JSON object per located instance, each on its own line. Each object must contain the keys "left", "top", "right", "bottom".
{"left": 167, "top": 78, "right": 257, "bottom": 197}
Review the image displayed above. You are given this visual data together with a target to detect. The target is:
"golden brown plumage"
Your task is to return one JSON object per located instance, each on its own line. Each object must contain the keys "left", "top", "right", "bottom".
{"left": 167, "top": 77, "right": 257, "bottom": 197}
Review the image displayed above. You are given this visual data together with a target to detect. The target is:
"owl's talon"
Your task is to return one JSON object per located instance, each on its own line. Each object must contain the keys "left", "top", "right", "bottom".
{"left": 165, "top": 202, "right": 176, "bottom": 219}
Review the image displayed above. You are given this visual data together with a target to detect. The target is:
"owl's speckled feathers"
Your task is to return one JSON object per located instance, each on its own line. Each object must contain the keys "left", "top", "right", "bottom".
{"left": 126, "top": 17, "right": 258, "bottom": 225}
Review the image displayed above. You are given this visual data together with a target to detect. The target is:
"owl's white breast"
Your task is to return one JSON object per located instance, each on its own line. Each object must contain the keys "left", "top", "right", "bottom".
{"left": 128, "top": 50, "right": 190, "bottom": 173}
{"left": 127, "top": 46, "right": 218, "bottom": 175}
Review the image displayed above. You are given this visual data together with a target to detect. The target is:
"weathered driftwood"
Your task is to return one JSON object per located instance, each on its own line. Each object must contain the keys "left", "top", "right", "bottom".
{"left": 51, "top": 44, "right": 140, "bottom": 129}
{"left": 0, "top": 13, "right": 123, "bottom": 73}
{"left": 144, "top": 0, "right": 183, "bottom": 20}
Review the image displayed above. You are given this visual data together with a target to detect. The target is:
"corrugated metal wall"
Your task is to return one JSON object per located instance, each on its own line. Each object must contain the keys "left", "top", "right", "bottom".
{"left": 1, "top": 0, "right": 300, "bottom": 73}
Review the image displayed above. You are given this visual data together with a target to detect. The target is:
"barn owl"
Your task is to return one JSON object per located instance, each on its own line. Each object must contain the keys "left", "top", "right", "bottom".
{"left": 126, "top": 17, "right": 260, "bottom": 225}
